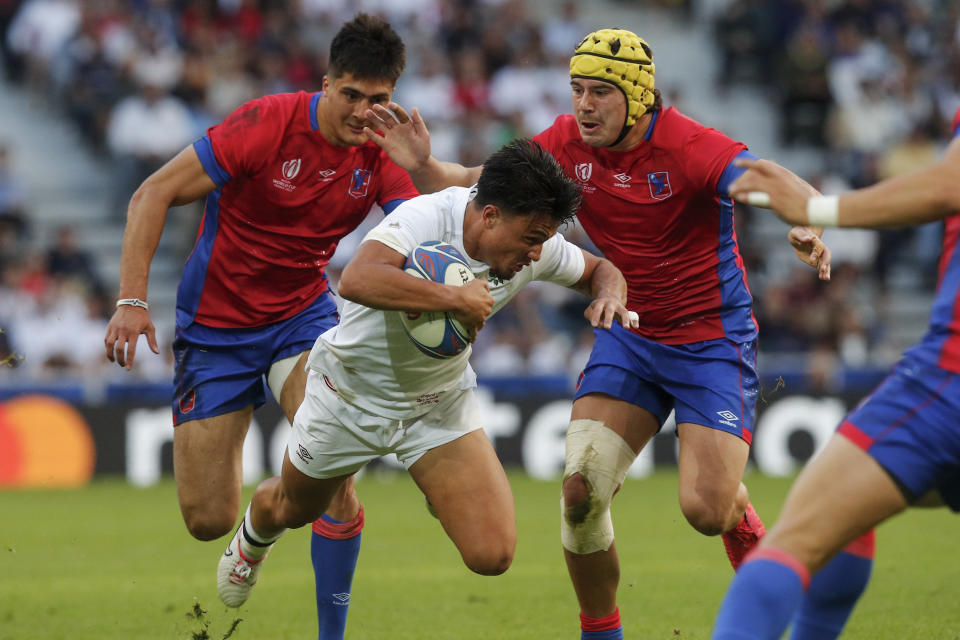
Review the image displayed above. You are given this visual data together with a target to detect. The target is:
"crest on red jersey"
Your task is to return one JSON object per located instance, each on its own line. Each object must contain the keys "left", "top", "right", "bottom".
{"left": 574, "top": 162, "right": 593, "bottom": 182}
{"left": 647, "top": 171, "right": 672, "bottom": 200}
{"left": 348, "top": 168, "right": 372, "bottom": 198}
{"left": 281, "top": 158, "right": 302, "bottom": 180}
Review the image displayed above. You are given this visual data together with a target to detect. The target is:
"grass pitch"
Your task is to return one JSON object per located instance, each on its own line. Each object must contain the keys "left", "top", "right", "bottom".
{"left": 1, "top": 470, "right": 957, "bottom": 639}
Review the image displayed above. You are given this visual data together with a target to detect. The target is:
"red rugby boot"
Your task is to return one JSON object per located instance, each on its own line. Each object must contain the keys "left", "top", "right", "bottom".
{"left": 722, "top": 501, "right": 766, "bottom": 570}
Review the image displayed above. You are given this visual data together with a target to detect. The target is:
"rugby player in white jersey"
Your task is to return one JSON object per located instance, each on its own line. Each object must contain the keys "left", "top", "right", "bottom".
{"left": 217, "top": 138, "right": 638, "bottom": 607}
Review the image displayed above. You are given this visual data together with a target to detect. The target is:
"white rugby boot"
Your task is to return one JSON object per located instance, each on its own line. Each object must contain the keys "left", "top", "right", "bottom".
{"left": 217, "top": 521, "right": 272, "bottom": 607}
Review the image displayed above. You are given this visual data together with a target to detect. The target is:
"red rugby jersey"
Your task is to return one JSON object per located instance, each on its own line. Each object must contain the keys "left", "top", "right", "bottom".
{"left": 534, "top": 108, "right": 756, "bottom": 344}
{"left": 180, "top": 91, "right": 418, "bottom": 328}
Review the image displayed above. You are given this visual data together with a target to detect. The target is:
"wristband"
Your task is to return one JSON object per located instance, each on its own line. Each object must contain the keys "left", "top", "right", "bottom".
{"left": 806, "top": 195, "right": 839, "bottom": 227}
{"left": 116, "top": 298, "right": 149, "bottom": 310}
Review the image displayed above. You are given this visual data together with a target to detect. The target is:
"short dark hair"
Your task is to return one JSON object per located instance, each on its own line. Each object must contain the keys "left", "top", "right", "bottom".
{"left": 475, "top": 139, "right": 581, "bottom": 227}
{"left": 328, "top": 13, "right": 405, "bottom": 84}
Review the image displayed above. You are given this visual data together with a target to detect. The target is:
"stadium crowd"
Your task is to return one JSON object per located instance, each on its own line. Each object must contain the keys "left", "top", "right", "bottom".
{"left": 0, "top": 0, "right": 958, "bottom": 388}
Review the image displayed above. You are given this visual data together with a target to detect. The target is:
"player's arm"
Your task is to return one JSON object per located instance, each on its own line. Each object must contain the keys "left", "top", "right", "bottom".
{"left": 569, "top": 251, "right": 639, "bottom": 330}
{"left": 339, "top": 239, "right": 493, "bottom": 337}
{"left": 721, "top": 153, "right": 831, "bottom": 280}
{"left": 731, "top": 142, "right": 960, "bottom": 228}
{"left": 363, "top": 102, "right": 481, "bottom": 193}
{"left": 104, "top": 146, "right": 217, "bottom": 369}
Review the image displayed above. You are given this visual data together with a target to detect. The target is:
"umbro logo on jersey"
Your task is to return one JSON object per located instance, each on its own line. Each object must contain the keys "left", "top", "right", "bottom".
{"left": 317, "top": 169, "right": 336, "bottom": 181}
{"left": 613, "top": 172, "right": 632, "bottom": 188}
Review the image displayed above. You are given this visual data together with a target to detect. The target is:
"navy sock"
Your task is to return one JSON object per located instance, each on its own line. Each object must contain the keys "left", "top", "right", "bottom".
{"left": 711, "top": 549, "right": 809, "bottom": 640}
{"left": 790, "top": 530, "right": 875, "bottom": 640}
{"left": 311, "top": 509, "right": 363, "bottom": 640}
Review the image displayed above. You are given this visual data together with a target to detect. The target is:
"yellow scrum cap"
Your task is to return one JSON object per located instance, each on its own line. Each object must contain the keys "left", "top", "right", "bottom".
{"left": 570, "top": 29, "right": 655, "bottom": 127}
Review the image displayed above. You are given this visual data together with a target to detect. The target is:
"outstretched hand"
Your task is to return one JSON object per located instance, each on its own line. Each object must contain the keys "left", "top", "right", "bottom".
{"left": 731, "top": 158, "right": 831, "bottom": 281}
{"left": 789, "top": 226, "right": 832, "bottom": 281}
{"left": 104, "top": 306, "right": 160, "bottom": 370}
{"left": 363, "top": 102, "right": 432, "bottom": 172}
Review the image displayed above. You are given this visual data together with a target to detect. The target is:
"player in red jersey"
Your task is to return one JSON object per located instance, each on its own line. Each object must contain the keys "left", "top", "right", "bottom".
{"left": 710, "top": 109, "right": 960, "bottom": 640}
{"left": 102, "top": 14, "right": 416, "bottom": 639}
{"left": 361, "top": 28, "right": 831, "bottom": 639}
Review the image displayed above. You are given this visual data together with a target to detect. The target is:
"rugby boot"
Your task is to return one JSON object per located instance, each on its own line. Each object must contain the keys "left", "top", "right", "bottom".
{"left": 722, "top": 501, "right": 766, "bottom": 570}
{"left": 217, "top": 521, "right": 271, "bottom": 607}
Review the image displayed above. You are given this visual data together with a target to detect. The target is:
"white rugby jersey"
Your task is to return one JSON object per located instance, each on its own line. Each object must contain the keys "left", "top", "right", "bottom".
{"left": 307, "top": 185, "right": 586, "bottom": 419}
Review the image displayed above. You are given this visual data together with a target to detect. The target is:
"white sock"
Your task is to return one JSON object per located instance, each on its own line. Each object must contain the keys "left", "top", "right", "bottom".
{"left": 239, "top": 504, "right": 285, "bottom": 560}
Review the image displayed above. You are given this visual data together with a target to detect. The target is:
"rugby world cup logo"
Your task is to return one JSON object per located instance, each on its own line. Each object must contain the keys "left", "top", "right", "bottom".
{"left": 281, "top": 158, "right": 302, "bottom": 180}
{"left": 574, "top": 162, "right": 593, "bottom": 182}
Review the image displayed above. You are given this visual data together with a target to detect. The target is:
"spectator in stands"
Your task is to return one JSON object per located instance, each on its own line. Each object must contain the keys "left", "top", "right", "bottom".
{"left": 776, "top": 22, "right": 831, "bottom": 147}
{"left": 105, "top": 61, "right": 195, "bottom": 218}
{"left": 0, "top": 144, "right": 27, "bottom": 252}
{"left": 46, "top": 225, "right": 104, "bottom": 295}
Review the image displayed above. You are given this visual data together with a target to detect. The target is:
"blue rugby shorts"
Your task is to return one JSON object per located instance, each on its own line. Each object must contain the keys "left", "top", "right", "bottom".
{"left": 838, "top": 355, "right": 960, "bottom": 511}
{"left": 574, "top": 323, "right": 759, "bottom": 443}
{"left": 171, "top": 292, "right": 339, "bottom": 425}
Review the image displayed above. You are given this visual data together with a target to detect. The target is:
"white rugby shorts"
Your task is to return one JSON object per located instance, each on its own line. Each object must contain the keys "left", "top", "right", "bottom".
{"left": 288, "top": 368, "right": 482, "bottom": 479}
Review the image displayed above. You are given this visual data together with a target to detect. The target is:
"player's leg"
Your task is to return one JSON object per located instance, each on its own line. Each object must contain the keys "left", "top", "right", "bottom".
{"left": 676, "top": 422, "right": 760, "bottom": 561}
{"left": 270, "top": 350, "right": 364, "bottom": 640}
{"left": 273, "top": 349, "right": 362, "bottom": 519}
{"left": 788, "top": 363, "right": 960, "bottom": 639}
{"left": 789, "top": 529, "right": 875, "bottom": 640}
{"left": 710, "top": 434, "right": 907, "bottom": 640}
{"left": 219, "top": 367, "right": 377, "bottom": 610}
{"left": 561, "top": 324, "right": 672, "bottom": 639}
{"left": 174, "top": 409, "right": 253, "bottom": 540}
{"left": 667, "top": 337, "right": 764, "bottom": 568}
{"left": 561, "top": 393, "right": 656, "bottom": 634}
{"left": 219, "top": 449, "right": 351, "bottom": 607}
{"left": 171, "top": 319, "right": 276, "bottom": 540}
{"left": 408, "top": 429, "right": 516, "bottom": 575}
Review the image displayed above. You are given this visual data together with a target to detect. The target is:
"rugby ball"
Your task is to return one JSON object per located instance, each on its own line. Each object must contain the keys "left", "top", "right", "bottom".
{"left": 399, "top": 241, "right": 475, "bottom": 358}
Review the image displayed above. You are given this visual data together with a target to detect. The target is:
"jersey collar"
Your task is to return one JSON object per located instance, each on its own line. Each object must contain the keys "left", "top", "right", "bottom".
{"left": 309, "top": 92, "right": 322, "bottom": 130}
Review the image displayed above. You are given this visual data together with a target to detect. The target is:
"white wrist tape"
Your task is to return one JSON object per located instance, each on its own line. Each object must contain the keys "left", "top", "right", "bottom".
{"left": 745, "top": 191, "right": 771, "bottom": 207}
{"left": 116, "top": 298, "right": 149, "bottom": 310}
{"left": 806, "top": 195, "right": 839, "bottom": 227}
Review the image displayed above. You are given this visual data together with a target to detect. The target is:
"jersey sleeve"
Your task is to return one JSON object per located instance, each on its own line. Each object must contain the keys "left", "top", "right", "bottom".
{"left": 716, "top": 149, "right": 759, "bottom": 198}
{"left": 200, "top": 96, "right": 282, "bottom": 184}
{"left": 681, "top": 127, "right": 748, "bottom": 196}
{"left": 377, "top": 154, "right": 419, "bottom": 214}
{"left": 530, "top": 232, "right": 586, "bottom": 287}
{"left": 362, "top": 196, "right": 443, "bottom": 258}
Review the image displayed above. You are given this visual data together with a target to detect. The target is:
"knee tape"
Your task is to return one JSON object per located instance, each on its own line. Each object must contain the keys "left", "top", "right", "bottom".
{"left": 561, "top": 419, "right": 636, "bottom": 554}
{"left": 267, "top": 353, "right": 303, "bottom": 403}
